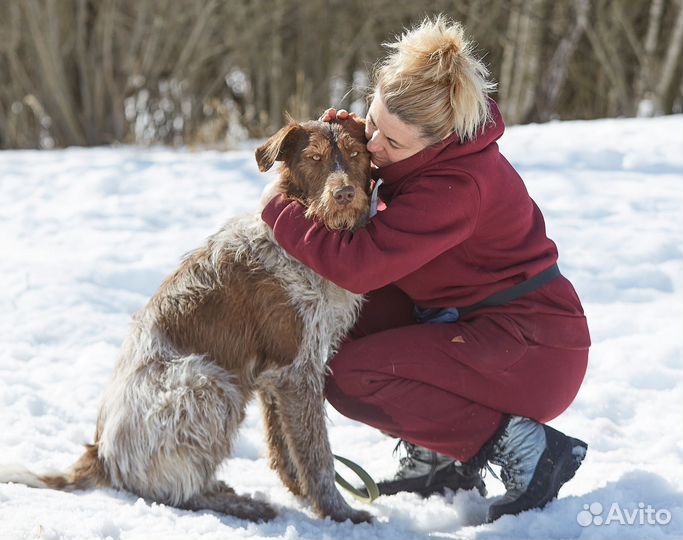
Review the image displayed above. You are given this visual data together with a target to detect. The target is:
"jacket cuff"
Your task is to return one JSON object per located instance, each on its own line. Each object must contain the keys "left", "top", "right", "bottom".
{"left": 261, "top": 193, "right": 295, "bottom": 228}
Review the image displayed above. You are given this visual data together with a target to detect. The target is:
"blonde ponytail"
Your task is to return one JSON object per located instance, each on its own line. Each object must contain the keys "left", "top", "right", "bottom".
{"left": 373, "top": 15, "right": 496, "bottom": 142}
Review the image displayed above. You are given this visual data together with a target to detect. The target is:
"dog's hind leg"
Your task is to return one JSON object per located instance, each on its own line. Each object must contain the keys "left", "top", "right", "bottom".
{"left": 274, "top": 368, "right": 372, "bottom": 523}
{"left": 259, "top": 385, "right": 305, "bottom": 497}
{"left": 97, "top": 353, "right": 276, "bottom": 519}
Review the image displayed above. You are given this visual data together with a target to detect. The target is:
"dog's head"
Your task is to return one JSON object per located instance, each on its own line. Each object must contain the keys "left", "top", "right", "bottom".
{"left": 255, "top": 118, "right": 371, "bottom": 231}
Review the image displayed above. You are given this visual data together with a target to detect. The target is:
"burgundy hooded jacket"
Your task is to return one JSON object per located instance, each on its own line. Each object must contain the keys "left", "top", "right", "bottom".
{"left": 262, "top": 101, "right": 590, "bottom": 351}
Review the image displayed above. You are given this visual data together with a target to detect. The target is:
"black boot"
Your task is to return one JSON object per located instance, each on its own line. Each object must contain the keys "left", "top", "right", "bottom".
{"left": 373, "top": 440, "right": 487, "bottom": 498}
{"left": 480, "top": 416, "right": 587, "bottom": 522}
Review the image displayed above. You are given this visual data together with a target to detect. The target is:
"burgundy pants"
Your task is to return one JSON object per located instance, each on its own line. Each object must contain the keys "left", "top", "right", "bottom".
{"left": 325, "top": 285, "right": 588, "bottom": 462}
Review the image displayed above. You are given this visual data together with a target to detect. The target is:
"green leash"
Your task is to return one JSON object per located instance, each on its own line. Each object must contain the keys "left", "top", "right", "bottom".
{"left": 333, "top": 454, "right": 380, "bottom": 503}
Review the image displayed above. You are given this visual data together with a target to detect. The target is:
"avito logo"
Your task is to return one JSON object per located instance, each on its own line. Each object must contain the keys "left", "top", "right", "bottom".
{"left": 577, "top": 502, "right": 672, "bottom": 527}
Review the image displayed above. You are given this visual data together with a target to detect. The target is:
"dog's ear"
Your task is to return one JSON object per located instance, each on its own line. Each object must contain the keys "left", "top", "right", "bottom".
{"left": 333, "top": 116, "right": 367, "bottom": 144}
{"left": 255, "top": 124, "right": 304, "bottom": 172}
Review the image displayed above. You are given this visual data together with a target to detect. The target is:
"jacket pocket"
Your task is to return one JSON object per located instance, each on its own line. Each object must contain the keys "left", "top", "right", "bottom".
{"left": 444, "top": 313, "right": 529, "bottom": 374}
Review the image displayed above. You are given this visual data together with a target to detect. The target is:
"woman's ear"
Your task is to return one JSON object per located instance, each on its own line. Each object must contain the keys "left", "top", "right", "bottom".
{"left": 255, "top": 124, "right": 304, "bottom": 172}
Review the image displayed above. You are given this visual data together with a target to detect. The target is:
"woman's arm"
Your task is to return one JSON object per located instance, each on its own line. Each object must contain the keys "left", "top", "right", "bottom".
{"left": 262, "top": 175, "right": 480, "bottom": 294}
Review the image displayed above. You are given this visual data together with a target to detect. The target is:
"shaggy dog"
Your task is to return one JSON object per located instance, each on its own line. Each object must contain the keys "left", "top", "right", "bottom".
{"left": 0, "top": 117, "right": 373, "bottom": 523}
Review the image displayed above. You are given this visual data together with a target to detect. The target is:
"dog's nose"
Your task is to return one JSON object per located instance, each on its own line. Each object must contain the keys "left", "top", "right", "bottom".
{"left": 333, "top": 185, "right": 355, "bottom": 206}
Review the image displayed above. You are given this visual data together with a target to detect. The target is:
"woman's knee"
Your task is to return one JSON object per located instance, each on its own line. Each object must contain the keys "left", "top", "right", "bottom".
{"left": 324, "top": 337, "right": 387, "bottom": 412}
{"left": 325, "top": 353, "right": 367, "bottom": 420}
{"left": 325, "top": 352, "right": 401, "bottom": 431}
{"left": 325, "top": 350, "right": 362, "bottom": 401}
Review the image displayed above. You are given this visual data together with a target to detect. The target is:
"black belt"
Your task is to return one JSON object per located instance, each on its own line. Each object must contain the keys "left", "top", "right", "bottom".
{"left": 458, "top": 263, "right": 561, "bottom": 317}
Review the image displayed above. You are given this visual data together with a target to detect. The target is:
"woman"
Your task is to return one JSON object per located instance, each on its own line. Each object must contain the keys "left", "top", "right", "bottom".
{"left": 261, "top": 16, "right": 590, "bottom": 522}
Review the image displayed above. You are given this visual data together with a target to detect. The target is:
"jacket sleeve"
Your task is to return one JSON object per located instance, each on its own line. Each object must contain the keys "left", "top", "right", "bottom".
{"left": 261, "top": 175, "right": 480, "bottom": 294}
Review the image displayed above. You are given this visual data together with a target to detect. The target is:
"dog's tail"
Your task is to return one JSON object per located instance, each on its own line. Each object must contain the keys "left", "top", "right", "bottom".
{"left": 0, "top": 444, "right": 110, "bottom": 492}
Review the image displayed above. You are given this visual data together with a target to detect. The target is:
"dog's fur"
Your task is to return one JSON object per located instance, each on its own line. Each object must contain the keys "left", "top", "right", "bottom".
{"left": 0, "top": 118, "right": 373, "bottom": 523}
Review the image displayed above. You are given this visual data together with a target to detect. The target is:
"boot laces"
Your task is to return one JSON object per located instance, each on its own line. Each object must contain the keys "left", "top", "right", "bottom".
{"left": 391, "top": 440, "right": 449, "bottom": 485}
{"left": 488, "top": 416, "right": 546, "bottom": 496}
{"left": 393, "top": 440, "right": 428, "bottom": 478}
{"left": 490, "top": 450, "right": 526, "bottom": 491}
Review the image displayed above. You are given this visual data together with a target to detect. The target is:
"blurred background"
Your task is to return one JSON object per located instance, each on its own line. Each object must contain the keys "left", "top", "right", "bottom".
{"left": 1, "top": 0, "right": 682, "bottom": 150}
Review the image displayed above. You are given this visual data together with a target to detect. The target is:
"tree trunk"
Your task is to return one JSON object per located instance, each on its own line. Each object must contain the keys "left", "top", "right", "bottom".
{"left": 268, "top": 0, "right": 284, "bottom": 131}
{"left": 655, "top": 0, "right": 683, "bottom": 114}
{"left": 535, "top": 0, "right": 590, "bottom": 121}
{"left": 634, "top": 0, "right": 664, "bottom": 115}
{"left": 498, "top": 0, "right": 546, "bottom": 124}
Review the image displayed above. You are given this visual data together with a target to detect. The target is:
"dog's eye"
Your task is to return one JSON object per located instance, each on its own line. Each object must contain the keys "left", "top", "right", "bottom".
{"left": 349, "top": 151, "right": 359, "bottom": 158}
{"left": 311, "top": 155, "right": 321, "bottom": 161}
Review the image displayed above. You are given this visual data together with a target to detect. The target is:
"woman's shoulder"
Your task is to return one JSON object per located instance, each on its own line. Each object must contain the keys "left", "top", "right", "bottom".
{"left": 381, "top": 164, "right": 480, "bottom": 207}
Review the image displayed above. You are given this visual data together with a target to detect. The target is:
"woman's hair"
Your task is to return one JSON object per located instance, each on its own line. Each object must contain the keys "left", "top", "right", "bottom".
{"left": 372, "top": 15, "right": 496, "bottom": 143}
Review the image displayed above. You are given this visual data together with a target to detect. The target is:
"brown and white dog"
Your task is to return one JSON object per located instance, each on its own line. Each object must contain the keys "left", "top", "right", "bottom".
{"left": 0, "top": 118, "right": 372, "bottom": 523}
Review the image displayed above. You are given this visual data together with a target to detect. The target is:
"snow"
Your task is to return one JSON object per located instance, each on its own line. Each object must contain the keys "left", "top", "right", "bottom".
{"left": 1, "top": 114, "right": 682, "bottom": 539}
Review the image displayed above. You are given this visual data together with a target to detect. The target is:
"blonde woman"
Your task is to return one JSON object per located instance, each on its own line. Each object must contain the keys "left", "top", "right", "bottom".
{"left": 262, "top": 16, "right": 590, "bottom": 522}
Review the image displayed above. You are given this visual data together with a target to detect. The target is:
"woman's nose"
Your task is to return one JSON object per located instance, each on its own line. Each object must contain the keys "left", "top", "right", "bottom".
{"left": 366, "top": 131, "right": 382, "bottom": 153}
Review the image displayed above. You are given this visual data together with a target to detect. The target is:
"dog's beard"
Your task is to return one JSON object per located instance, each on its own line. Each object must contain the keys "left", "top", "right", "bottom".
{"left": 305, "top": 190, "right": 369, "bottom": 231}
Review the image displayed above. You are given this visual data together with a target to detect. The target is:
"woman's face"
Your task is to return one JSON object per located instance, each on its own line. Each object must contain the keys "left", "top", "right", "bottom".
{"left": 365, "top": 94, "right": 430, "bottom": 167}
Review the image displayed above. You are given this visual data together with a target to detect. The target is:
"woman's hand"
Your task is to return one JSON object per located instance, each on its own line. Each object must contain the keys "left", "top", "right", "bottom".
{"left": 320, "top": 108, "right": 358, "bottom": 123}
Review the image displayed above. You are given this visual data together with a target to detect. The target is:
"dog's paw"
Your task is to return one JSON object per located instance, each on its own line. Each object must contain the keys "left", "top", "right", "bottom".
{"left": 324, "top": 506, "right": 373, "bottom": 524}
{"left": 217, "top": 481, "right": 236, "bottom": 494}
{"left": 346, "top": 507, "right": 373, "bottom": 524}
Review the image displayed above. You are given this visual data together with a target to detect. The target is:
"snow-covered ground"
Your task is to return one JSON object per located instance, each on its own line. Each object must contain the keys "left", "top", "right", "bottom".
{"left": 0, "top": 114, "right": 681, "bottom": 540}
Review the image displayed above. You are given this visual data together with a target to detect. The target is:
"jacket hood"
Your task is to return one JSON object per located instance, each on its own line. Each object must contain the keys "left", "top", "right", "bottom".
{"left": 371, "top": 98, "right": 505, "bottom": 185}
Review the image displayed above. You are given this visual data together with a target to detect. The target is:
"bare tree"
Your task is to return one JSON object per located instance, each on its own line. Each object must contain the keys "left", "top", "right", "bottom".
{"left": 498, "top": 0, "right": 547, "bottom": 124}
{"left": 655, "top": 0, "right": 683, "bottom": 114}
{"left": 534, "top": 0, "right": 590, "bottom": 121}
{"left": 634, "top": 0, "right": 666, "bottom": 114}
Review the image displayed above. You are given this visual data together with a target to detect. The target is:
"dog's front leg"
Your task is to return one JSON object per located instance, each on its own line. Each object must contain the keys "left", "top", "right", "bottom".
{"left": 276, "top": 369, "right": 372, "bottom": 524}
{"left": 259, "top": 385, "right": 304, "bottom": 497}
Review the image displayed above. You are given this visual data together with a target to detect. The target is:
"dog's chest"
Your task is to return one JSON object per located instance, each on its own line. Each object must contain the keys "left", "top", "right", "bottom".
{"left": 216, "top": 215, "right": 364, "bottom": 347}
